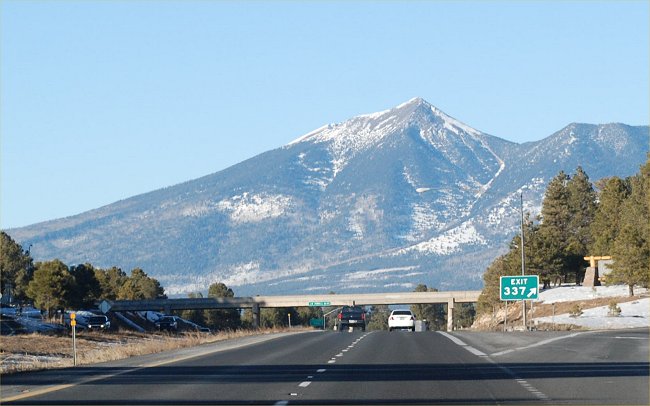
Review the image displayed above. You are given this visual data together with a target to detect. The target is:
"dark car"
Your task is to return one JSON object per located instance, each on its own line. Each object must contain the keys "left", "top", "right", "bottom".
{"left": 85, "top": 315, "right": 111, "bottom": 330}
{"left": 337, "top": 306, "right": 366, "bottom": 331}
{"left": 155, "top": 316, "right": 178, "bottom": 331}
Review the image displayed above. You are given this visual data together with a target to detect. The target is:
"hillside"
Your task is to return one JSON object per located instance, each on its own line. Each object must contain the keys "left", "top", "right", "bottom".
{"left": 8, "top": 98, "right": 649, "bottom": 296}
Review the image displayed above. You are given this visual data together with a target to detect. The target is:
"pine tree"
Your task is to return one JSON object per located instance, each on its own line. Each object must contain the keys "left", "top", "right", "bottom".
{"left": 205, "top": 282, "right": 241, "bottom": 330}
{"left": 610, "top": 223, "right": 648, "bottom": 296}
{"left": 70, "top": 263, "right": 102, "bottom": 309}
{"left": 366, "top": 305, "right": 391, "bottom": 330}
{"left": 566, "top": 166, "right": 597, "bottom": 254}
{"left": 565, "top": 167, "right": 598, "bottom": 280}
{"left": 95, "top": 267, "right": 128, "bottom": 300}
{"left": 117, "top": 268, "right": 165, "bottom": 300}
{"left": 477, "top": 255, "right": 510, "bottom": 313}
{"left": 26, "top": 259, "right": 75, "bottom": 315}
{"left": 609, "top": 163, "right": 650, "bottom": 296}
{"left": 538, "top": 171, "right": 572, "bottom": 281}
{"left": 0, "top": 232, "right": 33, "bottom": 301}
{"left": 590, "top": 177, "right": 630, "bottom": 255}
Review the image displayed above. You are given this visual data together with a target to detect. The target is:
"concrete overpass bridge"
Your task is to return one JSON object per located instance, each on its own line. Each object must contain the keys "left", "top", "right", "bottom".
{"left": 99, "top": 290, "right": 482, "bottom": 331}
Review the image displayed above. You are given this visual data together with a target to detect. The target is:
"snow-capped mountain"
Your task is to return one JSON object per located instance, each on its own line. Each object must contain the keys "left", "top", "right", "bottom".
{"left": 8, "top": 98, "right": 649, "bottom": 296}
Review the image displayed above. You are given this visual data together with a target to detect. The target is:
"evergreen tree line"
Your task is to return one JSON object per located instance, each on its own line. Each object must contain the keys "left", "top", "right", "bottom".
{"left": 478, "top": 158, "right": 650, "bottom": 314}
{"left": 0, "top": 232, "right": 165, "bottom": 316}
{"left": 0, "top": 234, "right": 326, "bottom": 330}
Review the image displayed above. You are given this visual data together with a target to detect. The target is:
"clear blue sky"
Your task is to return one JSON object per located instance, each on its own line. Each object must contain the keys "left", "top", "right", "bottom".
{"left": 1, "top": 1, "right": 648, "bottom": 229}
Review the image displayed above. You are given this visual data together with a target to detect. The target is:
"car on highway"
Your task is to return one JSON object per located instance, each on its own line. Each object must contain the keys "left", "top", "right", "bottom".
{"left": 388, "top": 309, "right": 415, "bottom": 331}
{"left": 337, "top": 306, "right": 366, "bottom": 331}
{"left": 68, "top": 314, "right": 111, "bottom": 331}
{"left": 155, "top": 316, "right": 178, "bottom": 331}
{"left": 84, "top": 315, "right": 111, "bottom": 331}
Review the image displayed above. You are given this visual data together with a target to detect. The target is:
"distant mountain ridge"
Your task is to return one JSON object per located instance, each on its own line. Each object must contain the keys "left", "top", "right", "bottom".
{"left": 8, "top": 98, "right": 649, "bottom": 296}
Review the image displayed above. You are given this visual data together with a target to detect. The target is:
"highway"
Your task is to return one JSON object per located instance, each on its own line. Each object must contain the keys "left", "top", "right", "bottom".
{"left": 2, "top": 328, "right": 648, "bottom": 405}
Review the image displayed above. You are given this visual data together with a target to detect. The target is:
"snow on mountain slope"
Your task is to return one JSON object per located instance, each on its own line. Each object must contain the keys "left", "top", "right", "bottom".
{"left": 289, "top": 97, "right": 504, "bottom": 186}
{"left": 7, "top": 98, "right": 649, "bottom": 296}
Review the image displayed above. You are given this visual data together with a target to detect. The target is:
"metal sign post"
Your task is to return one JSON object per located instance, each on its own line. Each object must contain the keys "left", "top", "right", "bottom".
{"left": 70, "top": 313, "right": 77, "bottom": 366}
{"left": 500, "top": 275, "right": 539, "bottom": 331}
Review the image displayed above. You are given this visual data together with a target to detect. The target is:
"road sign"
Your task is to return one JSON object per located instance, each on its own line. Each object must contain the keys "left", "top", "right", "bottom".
{"left": 500, "top": 275, "right": 539, "bottom": 300}
{"left": 309, "top": 318, "right": 324, "bottom": 327}
{"left": 71, "top": 320, "right": 76, "bottom": 326}
{"left": 308, "top": 301, "right": 331, "bottom": 307}
{"left": 99, "top": 301, "right": 111, "bottom": 314}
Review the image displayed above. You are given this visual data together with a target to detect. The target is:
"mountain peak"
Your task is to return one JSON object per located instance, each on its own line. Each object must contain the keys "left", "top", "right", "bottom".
{"left": 391, "top": 97, "right": 483, "bottom": 138}
{"left": 396, "top": 96, "right": 430, "bottom": 108}
{"left": 288, "top": 97, "right": 482, "bottom": 147}
{"left": 393, "top": 97, "right": 436, "bottom": 116}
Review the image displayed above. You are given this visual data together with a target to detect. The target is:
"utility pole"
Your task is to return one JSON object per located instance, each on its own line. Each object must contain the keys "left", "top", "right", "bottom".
{"left": 520, "top": 193, "right": 527, "bottom": 331}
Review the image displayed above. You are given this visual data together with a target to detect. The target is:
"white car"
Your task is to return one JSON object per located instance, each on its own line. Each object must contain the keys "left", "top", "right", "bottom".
{"left": 388, "top": 310, "right": 415, "bottom": 331}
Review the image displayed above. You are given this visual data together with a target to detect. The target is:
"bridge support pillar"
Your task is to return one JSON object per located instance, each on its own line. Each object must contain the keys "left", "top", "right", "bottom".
{"left": 252, "top": 303, "right": 260, "bottom": 329}
{"left": 447, "top": 298, "right": 455, "bottom": 331}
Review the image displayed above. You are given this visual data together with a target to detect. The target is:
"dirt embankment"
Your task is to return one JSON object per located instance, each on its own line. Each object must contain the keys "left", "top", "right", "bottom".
{"left": 472, "top": 294, "right": 645, "bottom": 331}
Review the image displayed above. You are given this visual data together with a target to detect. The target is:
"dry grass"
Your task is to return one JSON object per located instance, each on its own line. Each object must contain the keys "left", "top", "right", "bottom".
{"left": 0, "top": 327, "right": 304, "bottom": 375}
{"left": 474, "top": 293, "right": 646, "bottom": 331}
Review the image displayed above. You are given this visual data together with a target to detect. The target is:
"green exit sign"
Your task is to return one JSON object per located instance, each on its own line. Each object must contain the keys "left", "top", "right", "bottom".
{"left": 500, "top": 275, "right": 539, "bottom": 301}
{"left": 308, "top": 301, "right": 331, "bottom": 307}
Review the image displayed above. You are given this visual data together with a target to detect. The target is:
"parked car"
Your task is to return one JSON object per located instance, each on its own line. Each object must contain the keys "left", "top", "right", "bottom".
{"left": 388, "top": 309, "right": 415, "bottom": 331}
{"left": 155, "top": 316, "right": 178, "bottom": 331}
{"left": 337, "top": 306, "right": 366, "bottom": 331}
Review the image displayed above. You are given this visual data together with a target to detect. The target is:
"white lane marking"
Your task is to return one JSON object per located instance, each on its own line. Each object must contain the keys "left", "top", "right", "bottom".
{"left": 437, "top": 332, "right": 487, "bottom": 357}
{"left": 439, "top": 332, "right": 552, "bottom": 403}
{"left": 327, "top": 360, "right": 336, "bottom": 364}
{"left": 299, "top": 381, "right": 311, "bottom": 388}
{"left": 275, "top": 401, "right": 289, "bottom": 405}
{"left": 317, "top": 369, "right": 326, "bottom": 373}
{"left": 336, "top": 353, "right": 343, "bottom": 357}
{"left": 491, "top": 332, "right": 584, "bottom": 356}
{"left": 465, "top": 346, "right": 488, "bottom": 357}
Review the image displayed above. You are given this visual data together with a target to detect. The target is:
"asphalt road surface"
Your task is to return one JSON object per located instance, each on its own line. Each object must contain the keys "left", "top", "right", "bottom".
{"left": 2, "top": 328, "right": 648, "bottom": 405}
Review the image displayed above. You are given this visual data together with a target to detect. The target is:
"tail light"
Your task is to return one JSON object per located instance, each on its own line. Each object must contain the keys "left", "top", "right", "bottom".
{"left": 361, "top": 313, "right": 366, "bottom": 320}
{"left": 337, "top": 313, "right": 342, "bottom": 319}
{"left": 410, "top": 316, "right": 415, "bottom": 321}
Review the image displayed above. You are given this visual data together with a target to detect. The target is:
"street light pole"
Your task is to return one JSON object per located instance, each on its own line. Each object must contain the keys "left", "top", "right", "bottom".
{"left": 520, "top": 193, "right": 527, "bottom": 331}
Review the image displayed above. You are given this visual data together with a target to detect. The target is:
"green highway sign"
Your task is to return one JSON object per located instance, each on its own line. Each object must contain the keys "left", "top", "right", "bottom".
{"left": 500, "top": 275, "right": 539, "bottom": 301}
{"left": 308, "top": 301, "right": 331, "bottom": 307}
